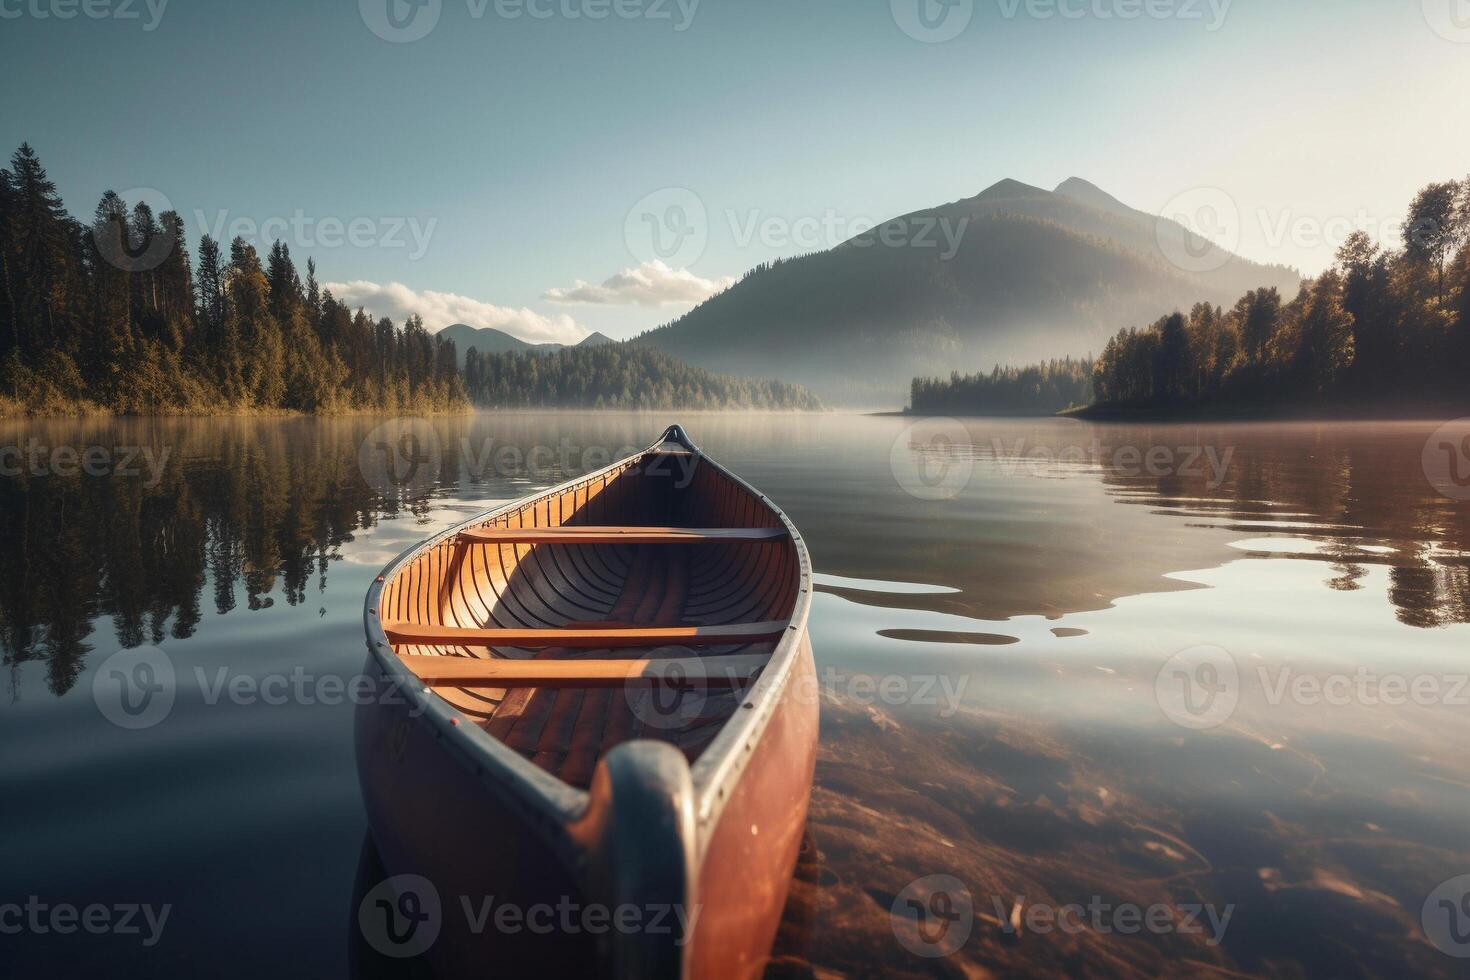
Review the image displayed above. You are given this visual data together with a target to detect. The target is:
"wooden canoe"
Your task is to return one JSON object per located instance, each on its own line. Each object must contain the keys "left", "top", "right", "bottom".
{"left": 355, "top": 424, "right": 817, "bottom": 979}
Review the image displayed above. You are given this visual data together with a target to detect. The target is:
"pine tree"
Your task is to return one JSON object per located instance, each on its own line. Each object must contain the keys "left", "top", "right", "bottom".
{"left": 156, "top": 211, "right": 193, "bottom": 351}
{"left": 89, "top": 191, "right": 136, "bottom": 376}
{"left": 304, "top": 257, "right": 320, "bottom": 320}
{"left": 4, "top": 144, "right": 72, "bottom": 357}
{"left": 195, "top": 234, "right": 226, "bottom": 345}
{"left": 266, "top": 241, "right": 302, "bottom": 325}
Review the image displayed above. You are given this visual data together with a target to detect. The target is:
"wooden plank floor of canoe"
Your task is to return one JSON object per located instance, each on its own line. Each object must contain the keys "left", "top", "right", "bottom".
{"left": 475, "top": 545, "right": 741, "bottom": 788}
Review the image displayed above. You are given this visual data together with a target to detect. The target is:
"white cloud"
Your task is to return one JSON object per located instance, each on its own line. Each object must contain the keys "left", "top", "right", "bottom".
{"left": 542, "top": 261, "right": 734, "bottom": 307}
{"left": 323, "top": 280, "right": 586, "bottom": 345}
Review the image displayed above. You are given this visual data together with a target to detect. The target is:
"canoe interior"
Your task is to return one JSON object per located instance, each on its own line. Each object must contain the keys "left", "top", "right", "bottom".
{"left": 377, "top": 447, "right": 800, "bottom": 789}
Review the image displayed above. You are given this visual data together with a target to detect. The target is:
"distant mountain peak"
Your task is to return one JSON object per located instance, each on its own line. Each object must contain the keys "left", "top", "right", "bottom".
{"left": 973, "top": 177, "right": 1049, "bottom": 200}
{"left": 1053, "top": 177, "right": 1134, "bottom": 218}
{"left": 577, "top": 331, "right": 616, "bottom": 347}
{"left": 438, "top": 322, "right": 567, "bottom": 367}
{"left": 1054, "top": 176, "right": 1103, "bottom": 195}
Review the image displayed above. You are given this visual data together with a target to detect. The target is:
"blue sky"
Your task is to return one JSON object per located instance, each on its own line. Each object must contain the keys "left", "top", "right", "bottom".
{"left": 3, "top": 0, "right": 1468, "bottom": 341}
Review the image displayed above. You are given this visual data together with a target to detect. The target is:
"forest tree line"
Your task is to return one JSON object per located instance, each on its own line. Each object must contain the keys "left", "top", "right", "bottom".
{"left": 910, "top": 357, "right": 1094, "bottom": 415}
{"left": 0, "top": 143, "right": 465, "bottom": 416}
{"left": 1090, "top": 178, "right": 1470, "bottom": 412}
{"left": 462, "top": 343, "right": 823, "bottom": 410}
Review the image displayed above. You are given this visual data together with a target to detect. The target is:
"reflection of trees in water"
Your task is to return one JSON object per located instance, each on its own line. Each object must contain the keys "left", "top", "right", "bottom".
{"left": 0, "top": 421, "right": 420, "bottom": 698}
{"left": 1095, "top": 428, "right": 1470, "bottom": 628}
{"left": 1, "top": 413, "right": 698, "bottom": 701}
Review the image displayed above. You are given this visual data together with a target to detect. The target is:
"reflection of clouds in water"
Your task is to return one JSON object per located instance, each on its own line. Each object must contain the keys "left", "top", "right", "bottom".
{"left": 1198, "top": 519, "right": 1372, "bottom": 534}
{"left": 340, "top": 551, "right": 400, "bottom": 566}
{"left": 345, "top": 503, "right": 525, "bottom": 566}
{"left": 1229, "top": 536, "right": 1398, "bottom": 556}
{"left": 440, "top": 499, "right": 516, "bottom": 514}
{"left": 811, "top": 572, "right": 960, "bottom": 595}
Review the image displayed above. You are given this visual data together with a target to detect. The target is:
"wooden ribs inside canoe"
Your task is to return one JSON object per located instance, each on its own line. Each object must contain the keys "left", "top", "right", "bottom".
{"left": 370, "top": 425, "right": 804, "bottom": 790}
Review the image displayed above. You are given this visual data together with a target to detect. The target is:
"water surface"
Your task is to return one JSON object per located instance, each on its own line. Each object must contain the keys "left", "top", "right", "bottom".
{"left": 2, "top": 413, "right": 1467, "bottom": 977}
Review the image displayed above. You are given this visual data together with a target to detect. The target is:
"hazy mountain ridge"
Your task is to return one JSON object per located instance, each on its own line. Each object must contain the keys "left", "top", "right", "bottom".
{"left": 438, "top": 324, "right": 615, "bottom": 366}
{"left": 638, "top": 178, "right": 1302, "bottom": 405}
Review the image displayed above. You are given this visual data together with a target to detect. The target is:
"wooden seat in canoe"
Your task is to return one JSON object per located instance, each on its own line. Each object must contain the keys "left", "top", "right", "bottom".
{"left": 397, "top": 653, "right": 769, "bottom": 688}
{"left": 455, "top": 525, "right": 788, "bottom": 545}
{"left": 381, "top": 620, "right": 789, "bottom": 648}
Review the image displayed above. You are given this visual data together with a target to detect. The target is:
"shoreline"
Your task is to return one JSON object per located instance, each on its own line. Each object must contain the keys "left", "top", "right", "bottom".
{"left": 0, "top": 405, "right": 477, "bottom": 422}
{"left": 0, "top": 405, "right": 832, "bottom": 423}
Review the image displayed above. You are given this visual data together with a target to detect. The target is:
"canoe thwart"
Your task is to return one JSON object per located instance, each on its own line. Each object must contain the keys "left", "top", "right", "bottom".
{"left": 398, "top": 654, "right": 769, "bottom": 688}
{"left": 381, "top": 620, "right": 791, "bottom": 648}
{"left": 456, "top": 525, "right": 788, "bottom": 546}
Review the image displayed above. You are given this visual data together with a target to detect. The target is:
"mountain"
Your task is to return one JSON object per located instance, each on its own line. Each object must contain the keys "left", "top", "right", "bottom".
{"left": 438, "top": 324, "right": 618, "bottom": 366}
{"left": 438, "top": 324, "right": 555, "bottom": 361}
{"left": 637, "top": 178, "right": 1302, "bottom": 405}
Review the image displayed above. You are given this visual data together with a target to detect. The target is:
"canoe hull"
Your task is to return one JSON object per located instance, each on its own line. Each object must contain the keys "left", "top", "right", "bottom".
{"left": 690, "top": 632, "right": 817, "bottom": 979}
{"left": 354, "top": 631, "right": 817, "bottom": 978}
{"left": 354, "top": 653, "right": 597, "bottom": 975}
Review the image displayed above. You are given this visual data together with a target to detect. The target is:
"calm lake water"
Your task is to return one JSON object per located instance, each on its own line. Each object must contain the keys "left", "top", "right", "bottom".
{"left": 3, "top": 412, "right": 1468, "bottom": 978}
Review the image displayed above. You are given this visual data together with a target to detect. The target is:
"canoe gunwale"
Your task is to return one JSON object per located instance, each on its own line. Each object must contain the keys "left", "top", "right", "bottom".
{"left": 361, "top": 423, "right": 814, "bottom": 869}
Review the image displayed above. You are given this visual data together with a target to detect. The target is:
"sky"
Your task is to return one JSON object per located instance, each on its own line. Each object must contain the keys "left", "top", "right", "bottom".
{"left": 2, "top": 0, "right": 1468, "bottom": 342}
